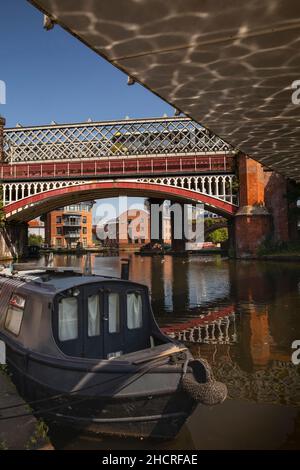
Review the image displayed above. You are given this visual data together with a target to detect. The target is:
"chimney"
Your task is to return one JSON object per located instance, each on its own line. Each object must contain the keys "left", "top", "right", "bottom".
{"left": 0, "top": 116, "right": 6, "bottom": 162}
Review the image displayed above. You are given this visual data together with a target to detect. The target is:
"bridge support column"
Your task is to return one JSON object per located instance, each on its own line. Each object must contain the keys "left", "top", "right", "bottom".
{"left": 227, "top": 218, "right": 235, "bottom": 254}
{"left": 264, "top": 171, "right": 289, "bottom": 243}
{"left": 170, "top": 201, "right": 187, "bottom": 252}
{"left": 149, "top": 198, "right": 164, "bottom": 245}
{"left": 0, "top": 222, "right": 28, "bottom": 260}
{"left": 235, "top": 155, "right": 271, "bottom": 258}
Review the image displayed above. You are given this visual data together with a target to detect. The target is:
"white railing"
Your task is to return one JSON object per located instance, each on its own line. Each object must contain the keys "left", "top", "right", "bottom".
{"left": 138, "top": 175, "right": 238, "bottom": 205}
{"left": 3, "top": 175, "right": 238, "bottom": 207}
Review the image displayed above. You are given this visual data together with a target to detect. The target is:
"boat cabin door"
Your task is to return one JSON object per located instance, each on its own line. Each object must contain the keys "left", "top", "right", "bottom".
{"left": 54, "top": 283, "right": 150, "bottom": 359}
{"left": 54, "top": 284, "right": 106, "bottom": 359}
{"left": 83, "top": 284, "right": 104, "bottom": 359}
{"left": 85, "top": 284, "right": 148, "bottom": 359}
{"left": 84, "top": 283, "right": 126, "bottom": 359}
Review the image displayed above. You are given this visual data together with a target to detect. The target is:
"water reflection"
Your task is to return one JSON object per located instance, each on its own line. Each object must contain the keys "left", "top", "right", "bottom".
{"left": 36, "top": 254, "right": 300, "bottom": 449}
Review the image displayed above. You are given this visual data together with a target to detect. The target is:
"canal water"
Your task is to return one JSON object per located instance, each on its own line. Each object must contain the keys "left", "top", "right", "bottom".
{"left": 36, "top": 254, "right": 300, "bottom": 449}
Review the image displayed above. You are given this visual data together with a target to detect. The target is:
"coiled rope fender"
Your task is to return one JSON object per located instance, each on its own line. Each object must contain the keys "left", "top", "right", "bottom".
{"left": 181, "top": 358, "right": 227, "bottom": 406}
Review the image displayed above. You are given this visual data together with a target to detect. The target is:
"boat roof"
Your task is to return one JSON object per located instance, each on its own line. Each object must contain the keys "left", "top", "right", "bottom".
{"left": 0, "top": 267, "right": 145, "bottom": 295}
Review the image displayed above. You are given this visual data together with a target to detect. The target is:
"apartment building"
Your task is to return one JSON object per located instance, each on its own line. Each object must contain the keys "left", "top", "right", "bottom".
{"left": 45, "top": 202, "right": 94, "bottom": 248}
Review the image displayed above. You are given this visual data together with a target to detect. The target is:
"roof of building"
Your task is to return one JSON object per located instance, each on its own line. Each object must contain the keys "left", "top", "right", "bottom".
{"left": 28, "top": 219, "right": 44, "bottom": 228}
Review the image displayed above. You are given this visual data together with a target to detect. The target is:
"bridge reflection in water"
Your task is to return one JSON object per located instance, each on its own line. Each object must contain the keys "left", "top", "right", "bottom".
{"left": 38, "top": 254, "right": 300, "bottom": 449}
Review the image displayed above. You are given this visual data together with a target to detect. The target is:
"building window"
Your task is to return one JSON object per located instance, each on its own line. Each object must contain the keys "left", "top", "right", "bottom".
{"left": 88, "top": 294, "right": 100, "bottom": 337}
{"left": 127, "top": 293, "right": 142, "bottom": 329}
{"left": 5, "top": 294, "right": 26, "bottom": 336}
{"left": 56, "top": 238, "right": 62, "bottom": 246}
{"left": 56, "top": 216, "right": 62, "bottom": 224}
{"left": 83, "top": 238, "right": 87, "bottom": 247}
{"left": 108, "top": 293, "right": 120, "bottom": 333}
{"left": 82, "top": 217, "right": 87, "bottom": 224}
{"left": 58, "top": 297, "right": 78, "bottom": 341}
{"left": 56, "top": 227, "right": 62, "bottom": 235}
{"left": 82, "top": 227, "right": 87, "bottom": 234}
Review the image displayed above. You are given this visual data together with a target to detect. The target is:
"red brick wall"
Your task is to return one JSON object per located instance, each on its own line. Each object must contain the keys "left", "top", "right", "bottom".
{"left": 238, "top": 154, "right": 265, "bottom": 206}
{"left": 235, "top": 214, "right": 271, "bottom": 256}
{"left": 264, "top": 171, "right": 289, "bottom": 242}
{"left": 45, "top": 208, "right": 93, "bottom": 247}
{"left": 236, "top": 155, "right": 289, "bottom": 256}
{"left": 235, "top": 155, "right": 271, "bottom": 256}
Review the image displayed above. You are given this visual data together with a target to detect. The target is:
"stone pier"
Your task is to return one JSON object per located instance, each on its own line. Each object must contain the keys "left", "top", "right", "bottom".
{"left": 234, "top": 155, "right": 271, "bottom": 258}
{"left": 0, "top": 222, "right": 28, "bottom": 260}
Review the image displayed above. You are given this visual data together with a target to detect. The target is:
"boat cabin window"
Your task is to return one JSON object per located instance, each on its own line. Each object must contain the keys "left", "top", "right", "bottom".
{"left": 127, "top": 292, "right": 143, "bottom": 329}
{"left": 58, "top": 297, "right": 78, "bottom": 341}
{"left": 108, "top": 292, "right": 120, "bottom": 333}
{"left": 5, "top": 293, "right": 26, "bottom": 336}
{"left": 88, "top": 294, "right": 100, "bottom": 337}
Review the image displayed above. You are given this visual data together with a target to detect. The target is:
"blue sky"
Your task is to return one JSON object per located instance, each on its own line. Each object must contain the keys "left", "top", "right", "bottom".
{"left": 0, "top": 0, "right": 173, "bottom": 128}
{"left": 0, "top": 0, "right": 174, "bottom": 217}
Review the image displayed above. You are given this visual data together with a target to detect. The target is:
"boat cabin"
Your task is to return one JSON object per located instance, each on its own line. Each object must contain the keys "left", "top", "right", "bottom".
{"left": 0, "top": 268, "right": 165, "bottom": 361}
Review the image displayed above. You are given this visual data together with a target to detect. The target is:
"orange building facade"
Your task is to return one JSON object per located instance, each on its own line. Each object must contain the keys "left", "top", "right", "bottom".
{"left": 45, "top": 202, "right": 94, "bottom": 248}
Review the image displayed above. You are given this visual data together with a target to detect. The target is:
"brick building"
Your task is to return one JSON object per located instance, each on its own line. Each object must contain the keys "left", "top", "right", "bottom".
{"left": 44, "top": 202, "right": 94, "bottom": 248}
{"left": 28, "top": 219, "right": 45, "bottom": 240}
{"left": 95, "top": 208, "right": 172, "bottom": 250}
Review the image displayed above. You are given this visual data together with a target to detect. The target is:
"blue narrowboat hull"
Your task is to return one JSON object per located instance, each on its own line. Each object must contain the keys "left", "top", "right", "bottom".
{"left": 5, "top": 343, "right": 197, "bottom": 440}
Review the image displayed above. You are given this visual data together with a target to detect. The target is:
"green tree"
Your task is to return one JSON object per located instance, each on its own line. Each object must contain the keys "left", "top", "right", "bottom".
{"left": 28, "top": 234, "right": 43, "bottom": 246}
{"left": 207, "top": 228, "right": 228, "bottom": 244}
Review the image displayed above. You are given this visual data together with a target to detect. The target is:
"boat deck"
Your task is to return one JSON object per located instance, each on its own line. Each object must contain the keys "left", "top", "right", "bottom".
{"left": 118, "top": 344, "right": 187, "bottom": 365}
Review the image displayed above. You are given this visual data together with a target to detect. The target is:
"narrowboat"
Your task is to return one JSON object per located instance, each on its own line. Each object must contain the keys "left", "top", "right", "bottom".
{"left": 0, "top": 264, "right": 227, "bottom": 439}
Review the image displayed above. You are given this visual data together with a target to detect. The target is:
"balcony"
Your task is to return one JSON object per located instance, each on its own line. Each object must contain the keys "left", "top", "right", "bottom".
{"left": 63, "top": 221, "right": 81, "bottom": 227}
{"left": 64, "top": 232, "right": 80, "bottom": 239}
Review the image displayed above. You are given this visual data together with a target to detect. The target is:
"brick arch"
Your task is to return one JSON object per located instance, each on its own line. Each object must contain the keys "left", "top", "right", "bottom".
{"left": 4, "top": 180, "right": 237, "bottom": 222}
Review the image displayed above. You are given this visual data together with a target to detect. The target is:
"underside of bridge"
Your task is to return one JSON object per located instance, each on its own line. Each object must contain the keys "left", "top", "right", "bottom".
{"left": 28, "top": 0, "right": 300, "bottom": 181}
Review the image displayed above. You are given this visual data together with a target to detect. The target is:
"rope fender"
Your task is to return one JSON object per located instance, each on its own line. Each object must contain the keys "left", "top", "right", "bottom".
{"left": 181, "top": 358, "right": 227, "bottom": 405}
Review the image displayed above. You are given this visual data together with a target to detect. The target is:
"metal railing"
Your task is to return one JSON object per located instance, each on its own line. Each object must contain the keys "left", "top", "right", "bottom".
{"left": 64, "top": 232, "right": 81, "bottom": 238}
{"left": 3, "top": 117, "right": 232, "bottom": 163}
{"left": 0, "top": 155, "right": 234, "bottom": 181}
{"left": 63, "top": 222, "right": 82, "bottom": 227}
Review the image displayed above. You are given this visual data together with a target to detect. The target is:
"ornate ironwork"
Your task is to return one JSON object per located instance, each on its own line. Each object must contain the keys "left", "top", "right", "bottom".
{"left": 138, "top": 175, "right": 238, "bottom": 205}
{"left": 3, "top": 117, "right": 231, "bottom": 163}
{"left": 2, "top": 174, "right": 238, "bottom": 207}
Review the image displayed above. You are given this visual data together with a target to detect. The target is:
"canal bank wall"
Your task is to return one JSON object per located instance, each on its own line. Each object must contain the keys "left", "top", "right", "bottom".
{"left": 0, "top": 230, "right": 13, "bottom": 261}
{"left": 0, "top": 369, "right": 53, "bottom": 450}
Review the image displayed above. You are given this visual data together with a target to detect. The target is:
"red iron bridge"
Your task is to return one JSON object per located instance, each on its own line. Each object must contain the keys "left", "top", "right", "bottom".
{"left": 0, "top": 116, "right": 238, "bottom": 222}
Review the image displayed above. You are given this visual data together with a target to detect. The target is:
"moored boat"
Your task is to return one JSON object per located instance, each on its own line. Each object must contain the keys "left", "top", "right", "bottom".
{"left": 0, "top": 264, "right": 227, "bottom": 439}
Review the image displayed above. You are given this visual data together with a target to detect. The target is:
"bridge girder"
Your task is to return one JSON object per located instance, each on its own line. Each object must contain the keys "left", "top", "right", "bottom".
{"left": 4, "top": 178, "right": 238, "bottom": 222}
